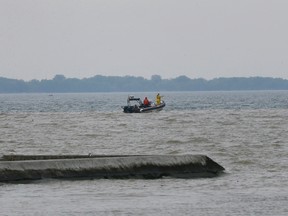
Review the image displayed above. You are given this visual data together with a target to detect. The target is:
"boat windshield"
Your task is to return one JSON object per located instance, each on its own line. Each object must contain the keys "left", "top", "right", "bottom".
{"left": 127, "top": 96, "right": 142, "bottom": 106}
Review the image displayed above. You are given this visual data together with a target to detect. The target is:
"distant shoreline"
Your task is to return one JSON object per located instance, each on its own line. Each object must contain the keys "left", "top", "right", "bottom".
{"left": 1, "top": 75, "right": 288, "bottom": 93}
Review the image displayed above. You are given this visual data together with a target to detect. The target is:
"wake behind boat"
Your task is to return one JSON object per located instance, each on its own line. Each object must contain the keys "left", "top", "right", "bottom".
{"left": 122, "top": 95, "right": 165, "bottom": 113}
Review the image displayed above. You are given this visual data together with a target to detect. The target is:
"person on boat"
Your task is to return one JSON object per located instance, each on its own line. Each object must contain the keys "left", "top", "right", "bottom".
{"left": 156, "top": 93, "right": 162, "bottom": 105}
{"left": 143, "top": 97, "right": 150, "bottom": 106}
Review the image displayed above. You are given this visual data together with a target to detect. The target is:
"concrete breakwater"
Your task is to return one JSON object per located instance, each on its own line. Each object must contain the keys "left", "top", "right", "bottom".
{"left": 0, "top": 154, "right": 225, "bottom": 182}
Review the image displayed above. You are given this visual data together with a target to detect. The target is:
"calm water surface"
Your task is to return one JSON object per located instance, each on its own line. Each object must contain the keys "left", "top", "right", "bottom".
{"left": 0, "top": 91, "right": 287, "bottom": 215}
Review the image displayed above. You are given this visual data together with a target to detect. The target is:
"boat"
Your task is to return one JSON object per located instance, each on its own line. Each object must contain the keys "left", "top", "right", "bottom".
{"left": 122, "top": 95, "right": 165, "bottom": 113}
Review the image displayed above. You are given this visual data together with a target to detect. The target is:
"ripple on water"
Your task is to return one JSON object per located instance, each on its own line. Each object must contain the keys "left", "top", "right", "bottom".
{"left": 1, "top": 93, "right": 288, "bottom": 216}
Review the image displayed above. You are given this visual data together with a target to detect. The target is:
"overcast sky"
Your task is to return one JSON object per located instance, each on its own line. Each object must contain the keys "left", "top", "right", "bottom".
{"left": 1, "top": 0, "right": 288, "bottom": 81}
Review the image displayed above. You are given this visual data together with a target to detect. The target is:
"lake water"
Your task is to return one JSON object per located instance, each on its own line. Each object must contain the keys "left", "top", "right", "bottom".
{"left": 0, "top": 91, "right": 287, "bottom": 215}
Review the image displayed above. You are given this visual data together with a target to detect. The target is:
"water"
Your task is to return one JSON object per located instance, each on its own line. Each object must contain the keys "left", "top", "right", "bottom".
{"left": 0, "top": 91, "right": 288, "bottom": 215}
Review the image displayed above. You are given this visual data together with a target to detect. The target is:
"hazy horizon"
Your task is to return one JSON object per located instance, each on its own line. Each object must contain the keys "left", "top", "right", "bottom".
{"left": 1, "top": 0, "right": 288, "bottom": 81}
{"left": 1, "top": 74, "right": 288, "bottom": 82}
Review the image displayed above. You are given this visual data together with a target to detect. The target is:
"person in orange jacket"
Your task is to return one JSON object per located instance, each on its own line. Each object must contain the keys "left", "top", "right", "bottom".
{"left": 143, "top": 97, "right": 150, "bottom": 106}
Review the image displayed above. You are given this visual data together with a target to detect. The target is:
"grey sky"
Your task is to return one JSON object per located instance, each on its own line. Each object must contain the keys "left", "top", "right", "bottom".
{"left": 1, "top": 0, "right": 288, "bottom": 81}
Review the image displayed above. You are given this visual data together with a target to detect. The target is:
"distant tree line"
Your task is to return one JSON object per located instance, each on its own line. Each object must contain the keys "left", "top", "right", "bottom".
{"left": 1, "top": 74, "right": 288, "bottom": 93}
